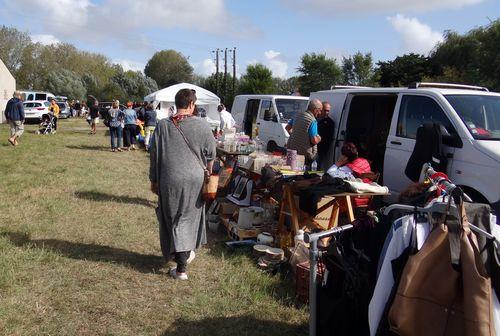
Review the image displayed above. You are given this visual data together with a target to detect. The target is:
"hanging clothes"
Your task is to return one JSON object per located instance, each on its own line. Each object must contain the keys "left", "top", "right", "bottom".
{"left": 387, "top": 208, "right": 496, "bottom": 336}
{"left": 317, "top": 222, "right": 383, "bottom": 336}
{"left": 368, "top": 214, "right": 431, "bottom": 336}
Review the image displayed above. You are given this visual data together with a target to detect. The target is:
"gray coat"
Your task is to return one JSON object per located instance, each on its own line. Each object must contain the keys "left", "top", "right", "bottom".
{"left": 149, "top": 116, "right": 216, "bottom": 258}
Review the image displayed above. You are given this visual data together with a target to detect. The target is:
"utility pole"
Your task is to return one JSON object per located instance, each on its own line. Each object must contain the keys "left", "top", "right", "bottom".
{"left": 232, "top": 47, "right": 236, "bottom": 99}
{"left": 223, "top": 48, "right": 228, "bottom": 104}
{"left": 215, "top": 48, "right": 219, "bottom": 96}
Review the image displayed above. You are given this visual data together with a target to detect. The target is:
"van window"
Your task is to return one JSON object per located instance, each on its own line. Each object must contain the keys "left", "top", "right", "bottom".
{"left": 24, "top": 103, "right": 34, "bottom": 108}
{"left": 259, "top": 100, "right": 272, "bottom": 119}
{"left": 445, "top": 95, "right": 500, "bottom": 140}
{"left": 43, "top": 102, "right": 50, "bottom": 107}
{"left": 27, "top": 94, "right": 34, "bottom": 100}
{"left": 397, "top": 95, "right": 457, "bottom": 139}
{"left": 35, "top": 93, "right": 47, "bottom": 100}
{"left": 276, "top": 99, "right": 308, "bottom": 122}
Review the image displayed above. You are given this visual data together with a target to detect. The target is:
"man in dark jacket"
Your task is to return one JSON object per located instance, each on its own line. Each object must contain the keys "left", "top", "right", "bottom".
{"left": 317, "top": 101, "right": 335, "bottom": 170}
{"left": 4, "top": 91, "right": 25, "bottom": 146}
{"left": 143, "top": 104, "right": 157, "bottom": 151}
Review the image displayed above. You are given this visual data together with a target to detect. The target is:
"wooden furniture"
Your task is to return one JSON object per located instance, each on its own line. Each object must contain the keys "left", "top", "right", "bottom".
{"left": 277, "top": 180, "right": 386, "bottom": 237}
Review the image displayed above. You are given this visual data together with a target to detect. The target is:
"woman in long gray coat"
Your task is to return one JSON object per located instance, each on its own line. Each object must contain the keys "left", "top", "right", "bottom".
{"left": 149, "top": 89, "right": 216, "bottom": 280}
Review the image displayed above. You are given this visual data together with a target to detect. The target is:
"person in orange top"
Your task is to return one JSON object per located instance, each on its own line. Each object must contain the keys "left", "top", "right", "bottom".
{"left": 48, "top": 99, "right": 60, "bottom": 133}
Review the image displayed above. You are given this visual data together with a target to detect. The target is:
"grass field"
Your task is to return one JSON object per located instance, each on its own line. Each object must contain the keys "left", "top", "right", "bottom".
{"left": 0, "top": 118, "right": 308, "bottom": 336}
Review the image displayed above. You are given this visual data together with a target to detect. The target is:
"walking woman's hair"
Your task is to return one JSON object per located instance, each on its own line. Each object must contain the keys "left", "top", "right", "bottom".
{"left": 175, "top": 89, "right": 196, "bottom": 109}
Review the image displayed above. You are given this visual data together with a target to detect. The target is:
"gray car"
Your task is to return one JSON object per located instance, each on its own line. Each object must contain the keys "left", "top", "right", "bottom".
{"left": 57, "top": 102, "right": 71, "bottom": 119}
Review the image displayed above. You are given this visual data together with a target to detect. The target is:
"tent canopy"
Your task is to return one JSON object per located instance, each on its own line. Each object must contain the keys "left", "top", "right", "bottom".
{"left": 144, "top": 83, "right": 221, "bottom": 122}
{"left": 144, "top": 82, "right": 220, "bottom": 105}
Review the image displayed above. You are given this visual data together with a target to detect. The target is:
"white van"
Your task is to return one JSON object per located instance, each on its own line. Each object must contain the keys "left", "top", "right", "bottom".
{"left": 310, "top": 83, "right": 500, "bottom": 214}
{"left": 20, "top": 90, "right": 55, "bottom": 102}
{"left": 232, "top": 95, "right": 309, "bottom": 151}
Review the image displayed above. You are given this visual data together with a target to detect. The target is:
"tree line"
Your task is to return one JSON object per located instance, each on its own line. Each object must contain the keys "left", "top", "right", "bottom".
{"left": 1, "top": 19, "right": 498, "bottom": 107}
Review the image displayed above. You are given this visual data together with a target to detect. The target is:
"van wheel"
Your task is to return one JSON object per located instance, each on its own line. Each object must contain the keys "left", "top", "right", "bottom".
{"left": 267, "top": 141, "right": 277, "bottom": 152}
{"left": 459, "top": 186, "right": 489, "bottom": 204}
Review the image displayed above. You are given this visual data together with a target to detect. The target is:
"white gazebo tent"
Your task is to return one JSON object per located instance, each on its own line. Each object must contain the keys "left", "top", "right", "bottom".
{"left": 144, "top": 83, "right": 221, "bottom": 124}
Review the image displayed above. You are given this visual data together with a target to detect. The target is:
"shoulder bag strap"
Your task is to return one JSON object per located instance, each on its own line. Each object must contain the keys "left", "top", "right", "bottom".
{"left": 171, "top": 118, "right": 210, "bottom": 180}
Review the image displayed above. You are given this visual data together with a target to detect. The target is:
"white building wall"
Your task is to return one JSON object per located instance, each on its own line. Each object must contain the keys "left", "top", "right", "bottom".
{"left": 0, "top": 58, "right": 16, "bottom": 123}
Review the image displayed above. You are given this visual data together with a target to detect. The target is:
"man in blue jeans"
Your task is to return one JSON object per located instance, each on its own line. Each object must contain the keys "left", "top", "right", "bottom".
{"left": 4, "top": 91, "right": 25, "bottom": 146}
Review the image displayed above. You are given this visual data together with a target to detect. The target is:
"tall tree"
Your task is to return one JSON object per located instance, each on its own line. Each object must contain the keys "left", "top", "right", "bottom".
{"left": 144, "top": 50, "right": 193, "bottom": 89}
{"left": 430, "top": 20, "right": 500, "bottom": 91}
{"left": 238, "top": 64, "right": 275, "bottom": 95}
{"left": 297, "top": 53, "right": 342, "bottom": 95}
{"left": 46, "top": 69, "right": 87, "bottom": 100}
{"left": 0, "top": 26, "right": 32, "bottom": 73}
{"left": 377, "top": 53, "right": 434, "bottom": 87}
{"left": 342, "top": 52, "right": 375, "bottom": 86}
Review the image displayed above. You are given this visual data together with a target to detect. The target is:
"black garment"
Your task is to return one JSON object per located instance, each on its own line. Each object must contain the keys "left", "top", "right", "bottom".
{"left": 137, "top": 107, "right": 146, "bottom": 122}
{"left": 317, "top": 222, "right": 382, "bottom": 336}
{"left": 175, "top": 251, "right": 190, "bottom": 273}
{"left": 123, "top": 124, "right": 137, "bottom": 147}
{"left": 298, "top": 176, "right": 350, "bottom": 216}
{"left": 317, "top": 117, "right": 335, "bottom": 170}
{"left": 53, "top": 117, "right": 58, "bottom": 131}
{"left": 405, "top": 123, "right": 447, "bottom": 182}
{"left": 89, "top": 106, "right": 99, "bottom": 119}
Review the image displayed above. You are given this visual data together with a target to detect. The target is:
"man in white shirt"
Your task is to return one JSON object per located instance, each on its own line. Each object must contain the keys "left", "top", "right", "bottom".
{"left": 218, "top": 104, "right": 235, "bottom": 130}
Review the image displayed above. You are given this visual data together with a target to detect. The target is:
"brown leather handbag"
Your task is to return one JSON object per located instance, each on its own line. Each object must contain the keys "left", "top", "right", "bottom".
{"left": 388, "top": 202, "right": 495, "bottom": 336}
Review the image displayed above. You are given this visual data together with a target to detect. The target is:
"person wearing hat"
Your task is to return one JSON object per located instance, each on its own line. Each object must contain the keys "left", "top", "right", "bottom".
{"left": 123, "top": 101, "right": 138, "bottom": 150}
{"left": 4, "top": 91, "right": 25, "bottom": 146}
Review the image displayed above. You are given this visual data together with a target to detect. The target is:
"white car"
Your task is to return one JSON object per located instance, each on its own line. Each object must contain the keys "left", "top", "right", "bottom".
{"left": 23, "top": 101, "right": 51, "bottom": 121}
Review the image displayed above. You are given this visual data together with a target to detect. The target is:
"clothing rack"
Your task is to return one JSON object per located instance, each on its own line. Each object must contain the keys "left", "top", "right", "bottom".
{"left": 304, "top": 224, "right": 354, "bottom": 336}
{"left": 385, "top": 163, "right": 499, "bottom": 247}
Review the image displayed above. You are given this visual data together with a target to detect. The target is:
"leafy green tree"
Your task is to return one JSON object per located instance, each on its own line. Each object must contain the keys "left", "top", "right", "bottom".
{"left": 377, "top": 53, "right": 435, "bottom": 87}
{"left": 46, "top": 69, "right": 87, "bottom": 100}
{"left": 0, "top": 26, "right": 32, "bottom": 73}
{"left": 273, "top": 76, "right": 300, "bottom": 95}
{"left": 342, "top": 52, "right": 376, "bottom": 86}
{"left": 238, "top": 64, "right": 275, "bottom": 95}
{"left": 144, "top": 50, "right": 193, "bottom": 89}
{"left": 430, "top": 20, "right": 500, "bottom": 91}
{"left": 199, "top": 72, "right": 238, "bottom": 107}
{"left": 297, "top": 53, "right": 342, "bottom": 95}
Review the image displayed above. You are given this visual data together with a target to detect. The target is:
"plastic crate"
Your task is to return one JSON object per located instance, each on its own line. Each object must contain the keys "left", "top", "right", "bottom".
{"left": 295, "top": 261, "right": 325, "bottom": 304}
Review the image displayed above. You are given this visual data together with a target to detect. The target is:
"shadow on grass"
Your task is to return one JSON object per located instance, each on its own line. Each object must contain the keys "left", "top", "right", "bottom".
{"left": 75, "top": 190, "right": 156, "bottom": 208}
{"left": 162, "top": 316, "right": 307, "bottom": 336}
{"left": 1, "top": 231, "right": 164, "bottom": 274}
{"left": 204, "top": 230, "right": 300, "bottom": 309}
{"left": 66, "top": 145, "right": 107, "bottom": 151}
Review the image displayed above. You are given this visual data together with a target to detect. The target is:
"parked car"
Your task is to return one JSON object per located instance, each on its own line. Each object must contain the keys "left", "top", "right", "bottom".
{"left": 23, "top": 100, "right": 51, "bottom": 122}
{"left": 57, "top": 101, "right": 71, "bottom": 119}
{"left": 309, "top": 82, "right": 500, "bottom": 214}
{"left": 232, "top": 95, "right": 309, "bottom": 151}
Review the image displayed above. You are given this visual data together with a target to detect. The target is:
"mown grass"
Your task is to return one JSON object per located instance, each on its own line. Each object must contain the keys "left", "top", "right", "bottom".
{"left": 0, "top": 119, "right": 308, "bottom": 335}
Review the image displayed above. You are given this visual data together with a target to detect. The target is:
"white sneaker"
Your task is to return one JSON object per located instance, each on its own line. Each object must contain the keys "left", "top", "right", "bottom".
{"left": 169, "top": 267, "right": 188, "bottom": 280}
{"left": 186, "top": 250, "right": 196, "bottom": 264}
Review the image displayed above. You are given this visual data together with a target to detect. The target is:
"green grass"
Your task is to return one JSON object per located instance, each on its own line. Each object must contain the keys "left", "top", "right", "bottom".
{"left": 0, "top": 119, "right": 308, "bottom": 335}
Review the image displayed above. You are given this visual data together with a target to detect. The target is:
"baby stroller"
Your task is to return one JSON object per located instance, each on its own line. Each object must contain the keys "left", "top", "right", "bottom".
{"left": 36, "top": 113, "right": 56, "bottom": 134}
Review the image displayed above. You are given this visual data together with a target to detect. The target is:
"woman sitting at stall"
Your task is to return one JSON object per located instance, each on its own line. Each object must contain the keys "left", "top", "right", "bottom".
{"left": 327, "top": 142, "right": 373, "bottom": 206}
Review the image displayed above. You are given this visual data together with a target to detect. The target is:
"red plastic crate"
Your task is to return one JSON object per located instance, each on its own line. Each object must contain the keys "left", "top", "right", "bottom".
{"left": 295, "top": 261, "right": 325, "bottom": 304}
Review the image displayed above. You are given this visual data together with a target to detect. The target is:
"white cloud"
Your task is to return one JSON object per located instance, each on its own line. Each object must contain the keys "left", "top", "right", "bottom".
{"left": 113, "top": 59, "right": 145, "bottom": 72}
{"left": 7, "top": 0, "right": 259, "bottom": 46}
{"left": 280, "top": 0, "right": 483, "bottom": 14}
{"left": 387, "top": 14, "right": 444, "bottom": 55}
{"left": 264, "top": 50, "right": 288, "bottom": 78}
{"left": 31, "top": 34, "right": 60, "bottom": 45}
{"left": 194, "top": 58, "right": 216, "bottom": 77}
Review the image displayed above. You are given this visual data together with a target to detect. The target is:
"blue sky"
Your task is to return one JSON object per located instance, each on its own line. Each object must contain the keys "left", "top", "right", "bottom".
{"left": 0, "top": 0, "right": 498, "bottom": 80}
